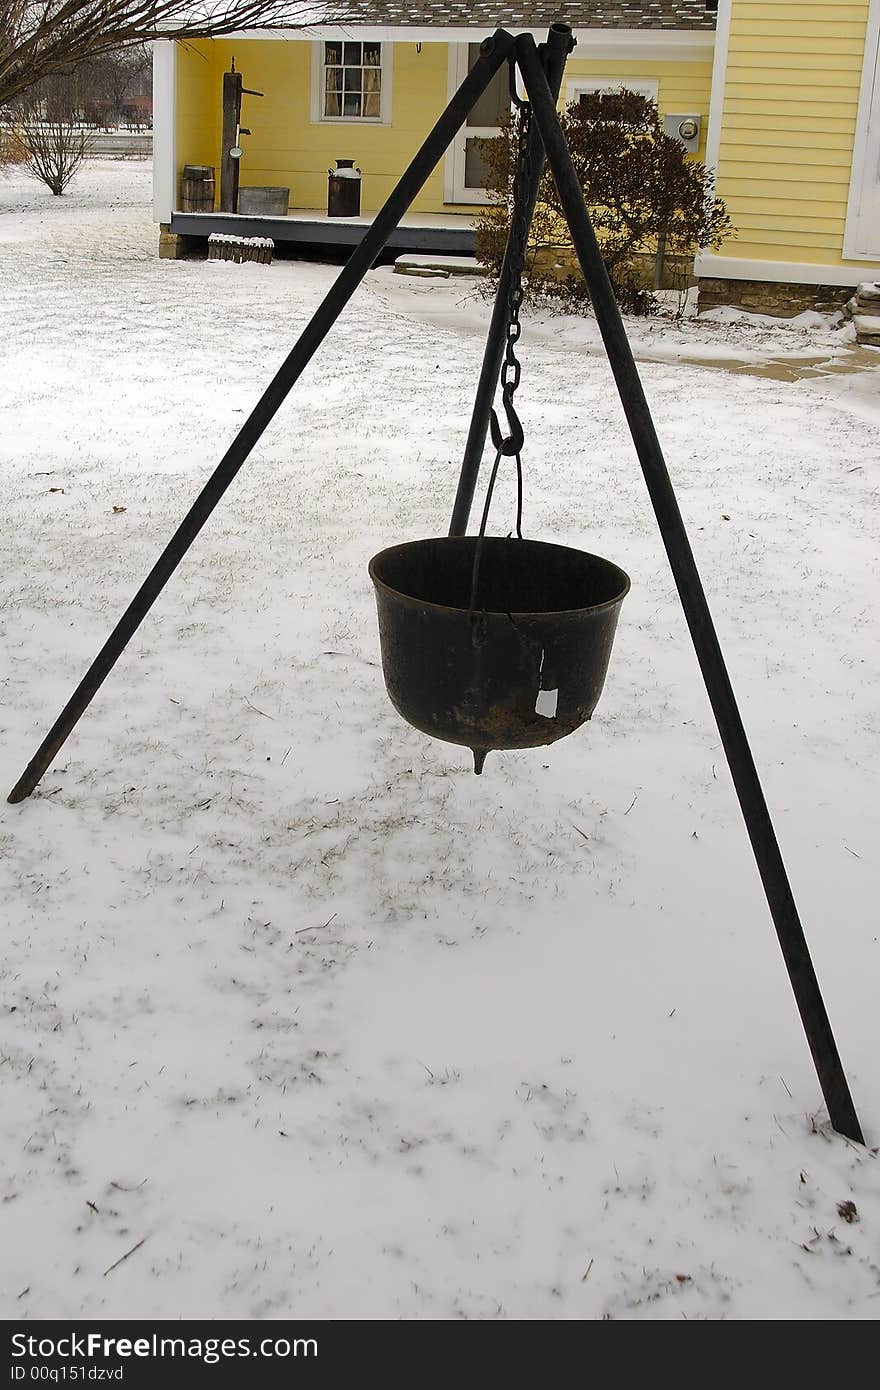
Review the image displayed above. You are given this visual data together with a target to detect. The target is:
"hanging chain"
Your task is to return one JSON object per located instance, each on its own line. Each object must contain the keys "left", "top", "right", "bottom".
{"left": 491, "top": 92, "right": 532, "bottom": 470}
{"left": 469, "top": 87, "right": 533, "bottom": 619}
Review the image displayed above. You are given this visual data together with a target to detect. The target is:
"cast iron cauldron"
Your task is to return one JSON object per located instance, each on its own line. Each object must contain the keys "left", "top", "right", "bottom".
{"left": 369, "top": 536, "right": 630, "bottom": 773}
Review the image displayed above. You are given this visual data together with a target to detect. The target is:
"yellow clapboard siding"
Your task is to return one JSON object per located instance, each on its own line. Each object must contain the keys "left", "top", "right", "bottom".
{"left": 726, "top": 211, "right": 846, "bottom": 233}
{"left": 720, "top": 190, "right": 852, "bottom": 215}
{"left": 722, "top": 113, "right": 857, "bottom": 136}
{"left": 727, "top": 38, "right": 864, "bottom": 56}
{"left": 718, "top": 173, "right": 852, "bottom": 198}
{"left": 725, "top": 92, "right": 858, "bottom": 113}
{"left": 720, "top": 142, "right": 857, "bottom": 166}
{"left": 726, "top": 70, "right": 863, "bottom": 92}
{"left": 723, "top": 130, "right": 855, "bottom": 152}
{"left": 724, "top": 218, "right": 844, "bottom": 243}
{"left": 723, "top": 111, "right": 856, "bottom": 133}
{"left": 729, "top": 20, "right": 867, "bottom": 38}
{"left": 711, "top": 1, "right": 871, "bottom": 268}
{"left": 720, "top": 239, "right": 855, "bottom": 260}
{"left": 727, "top": 48, "right": 864, "bottom": 70}
{"left": 731, "top": 1, "right": 868, "bottom": 16}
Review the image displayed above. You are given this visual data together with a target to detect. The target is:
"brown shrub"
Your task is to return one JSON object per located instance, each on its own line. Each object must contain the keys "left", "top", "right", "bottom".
{"left": 475, "top": 91, "right": 732, "bottom": 316}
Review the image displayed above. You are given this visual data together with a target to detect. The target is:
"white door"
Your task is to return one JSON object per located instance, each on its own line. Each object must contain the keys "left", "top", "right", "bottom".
{"left": 846, "top": 2, "right": 880, "bottom": 259}
{"left": 446, "top": 43, "right": 511, "bottom": 204}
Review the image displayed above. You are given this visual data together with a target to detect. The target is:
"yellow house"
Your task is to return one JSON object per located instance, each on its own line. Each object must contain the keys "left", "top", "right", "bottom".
{"left": 154, "top": 0, "right": 880, "bottom": 310}
{"left": 154, "top": 2, "right": 717, "bottom": 256}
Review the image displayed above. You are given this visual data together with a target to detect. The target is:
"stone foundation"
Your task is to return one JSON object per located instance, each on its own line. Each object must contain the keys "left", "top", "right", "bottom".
{"left": 158, "top": 223, "right": 183, "bottom": 259}
{"left": 697, "top": 276, "right": 855, "bottom": 317}
{"left": 531, "top": 243, "right": 695, "bottom": 291}
{"left": 158, "top": 224, "right": 203, "bottom": 260}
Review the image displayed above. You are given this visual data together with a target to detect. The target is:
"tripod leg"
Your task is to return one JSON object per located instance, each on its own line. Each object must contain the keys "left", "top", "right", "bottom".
{"left": 517, "top": 34, "right": 864, "bottom": 1146}
{"left": 7, "top": 30, "right": 516, "bottom": 806}
{"left": 448, "top": 22, "right": 573, "bottom": 537}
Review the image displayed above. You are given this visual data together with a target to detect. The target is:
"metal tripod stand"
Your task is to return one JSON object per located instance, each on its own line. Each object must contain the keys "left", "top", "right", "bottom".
{"left": 6, "top": 23, "right": 864, "bottom": 1146}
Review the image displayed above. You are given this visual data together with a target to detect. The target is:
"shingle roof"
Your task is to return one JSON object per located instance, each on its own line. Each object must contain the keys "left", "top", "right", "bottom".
{"left": 335, "top": 2, "right": 716, "bottom": 29}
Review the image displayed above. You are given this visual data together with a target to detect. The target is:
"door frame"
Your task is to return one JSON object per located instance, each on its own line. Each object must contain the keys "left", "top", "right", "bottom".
{"left": 844, "top": 0, "right": 880, "bottom": 260}
{"left": 443, "top": 43, "right": 508, "bottom": 205}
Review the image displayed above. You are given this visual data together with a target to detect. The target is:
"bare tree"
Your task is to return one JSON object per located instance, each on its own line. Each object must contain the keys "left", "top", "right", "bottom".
{"left": 1, "top": 1, "right": 335, "bottom": 110}
{"left": 71, "top": 44, "right": 152, "bottom": 126}
{"left": 6, "top": 67, "right": 88, "bottom": 193}
{"left": 96, "top": 44, "right": 152, "bottom": 125}
{"left": 20, "top": 113, "right": 91, "bottom": 193}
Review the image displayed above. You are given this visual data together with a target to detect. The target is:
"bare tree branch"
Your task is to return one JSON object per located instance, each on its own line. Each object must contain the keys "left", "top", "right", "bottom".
{"left": 1, "top": 1, "right": 339, "bottom": 109}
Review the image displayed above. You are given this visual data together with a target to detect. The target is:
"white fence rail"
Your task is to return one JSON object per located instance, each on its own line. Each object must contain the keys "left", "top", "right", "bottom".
{"left": 87, "top": 132, "right": 152, "bottom": 156}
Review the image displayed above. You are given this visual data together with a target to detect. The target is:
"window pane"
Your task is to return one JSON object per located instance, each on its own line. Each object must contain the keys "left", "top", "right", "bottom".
{"left": 324, "top": 90, "right": 341, "bottom": 117}
{"left": 464, "top": 135, "right": 492, "bottom": 188}
{"left": 466, "top": 43, "right": 509, "bottom": 127}
{"left": 324, "top": 42, "right": 341, "bottom": 65}
{"left": 343, "top": 93, "right": 362, "bottom": 117}
{"left": 343, "top": 67, "right": 362, "bottom": 93}
{"left": 343, "top": 42, "right": 361, "bottom": 65}
{"left": 363, "top": 43, "right": 381, "bottom": 66}
{"left": 363, "top": 91, "right": 380, "bottom": 118}
{"left": 325, "top": 66, "right": 342, "bottom": 91}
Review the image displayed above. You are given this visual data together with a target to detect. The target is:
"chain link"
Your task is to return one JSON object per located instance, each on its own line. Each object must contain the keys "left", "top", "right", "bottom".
{"left": 497, "top": 97, "right": 532, "bottom": 429}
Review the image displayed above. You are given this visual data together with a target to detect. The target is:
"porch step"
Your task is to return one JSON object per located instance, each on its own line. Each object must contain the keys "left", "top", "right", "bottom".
{"left": 395, "top": 266, "right": 451, "bottom": 278}
{"left": 393, "top": 253, "right": 487, "bottom": 278}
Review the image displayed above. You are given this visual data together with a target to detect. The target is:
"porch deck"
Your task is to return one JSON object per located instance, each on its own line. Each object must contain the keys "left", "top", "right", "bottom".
{"left": 169, "top": 207, "right": 477, "bottom": 256}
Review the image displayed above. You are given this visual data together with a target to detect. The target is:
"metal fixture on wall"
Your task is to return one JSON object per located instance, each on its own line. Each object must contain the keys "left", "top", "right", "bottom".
{"left": 664, "top": 112, "right": 701, "bottom": 152}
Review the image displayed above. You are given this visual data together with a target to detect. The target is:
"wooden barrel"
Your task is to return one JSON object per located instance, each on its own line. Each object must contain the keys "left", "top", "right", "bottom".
{"left": 180, "top": 165, "right": 215, "bottom": 212}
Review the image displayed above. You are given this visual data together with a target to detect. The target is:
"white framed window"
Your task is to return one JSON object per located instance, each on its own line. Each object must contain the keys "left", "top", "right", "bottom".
{"left": 310, "top": 40, "right": 391, "bottom": 124}
{"left": 565, "top": 76, "right": 659, "bottom": 115}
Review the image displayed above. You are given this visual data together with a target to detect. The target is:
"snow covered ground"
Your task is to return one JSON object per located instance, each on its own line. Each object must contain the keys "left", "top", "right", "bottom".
{"left": 1, "top": 161, "right": 878, "bottom": 1321}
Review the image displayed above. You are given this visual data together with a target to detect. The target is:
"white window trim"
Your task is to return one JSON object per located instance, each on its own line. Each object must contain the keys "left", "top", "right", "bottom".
{"left": 564, "top": 76, "right": 659, "bottom": 107}
{"left": 843, "top": 0, "right": 880, "bottom": 261}
{"left": 310, "top": 39, "right": 392, "bottom": 126}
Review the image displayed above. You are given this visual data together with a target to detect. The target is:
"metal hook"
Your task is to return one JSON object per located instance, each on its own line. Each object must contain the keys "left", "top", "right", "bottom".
{"left": 508, "top": 56, "right": 527, "bottom": 110}
{"left": 489, "top": 396, "right": 524, "bottom": 457}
